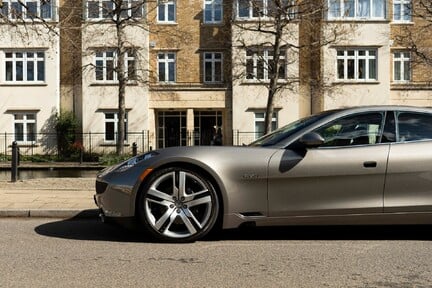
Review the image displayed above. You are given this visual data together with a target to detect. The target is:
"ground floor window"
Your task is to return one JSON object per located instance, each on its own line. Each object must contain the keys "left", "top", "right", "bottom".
{"left": 14, "top": 113, "right": 36, "bottom": 143}
{"left": 255, "top": 111, "right": 277, "bottom": 139}
{"left": 157, "top": 111, "right": 187, "bottom": 148}
{"left": 104, "top": 112, "right": 128, "bottom": 142}
{"left": 194, "top": 111, "right": 223, "bottom": 146}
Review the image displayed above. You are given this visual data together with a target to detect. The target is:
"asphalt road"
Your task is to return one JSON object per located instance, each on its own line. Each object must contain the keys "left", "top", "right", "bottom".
{"left": 1, "top": 217, "right": 432, "bottom": 287}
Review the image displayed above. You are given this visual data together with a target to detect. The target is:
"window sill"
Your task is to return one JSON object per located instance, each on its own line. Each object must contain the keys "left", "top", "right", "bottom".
{"left": 333, "top": 80, "right": 380, "bottom": 85}
{"left": 100, "top": 143, "right": 130, "bottom": 147}
{"left": 241, "top": 79, "right": 289, "bottom": 85}
{"left": 86, "top": 18, "right": 143, "bottom": 22}
{"left": 326, "top": 19, "right": 389, "bottom": 23}
{"left": 12, "top": 143, "right": 38, "bottom": 148}
{"left": 156, "top": 22, "right": 177, "bottom": 25}
{"left": 391, "top": 83, "right": 432, "bottom": 90}
{"left": 391, "top": 21, "right": 414, "bottom": 25}
{"left": 202, "top": 22, "right": 223, "bottom": 26}
{"left": 0, "top": 83, "right": 47, "bottom": 87}
{"left": 1, "top": 19, "right": 57, "bottom": 23}
{"left": 90, "top": 82, "right": 139, "bottom": 86}
{"left": 234, "top": 17, "right": 298, "bottom": 23}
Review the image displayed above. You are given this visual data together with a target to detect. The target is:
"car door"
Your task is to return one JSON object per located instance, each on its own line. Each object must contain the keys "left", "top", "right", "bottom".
{"left": 384, "top": 111, "right": 432, "bottom": 212}
{"left": 268, "top": 112, "right": 389, "bottom": 217}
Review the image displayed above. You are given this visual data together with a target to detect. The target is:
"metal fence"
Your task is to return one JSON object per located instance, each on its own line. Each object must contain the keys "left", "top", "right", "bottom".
{"left": 0, "top": 131, "right": 150, "bottom": 160}
{"left": 232, "top": 131, "right": 262, "bottom": 146}
{"left": 0, "top": 130, "right": 261, "bottom": 161}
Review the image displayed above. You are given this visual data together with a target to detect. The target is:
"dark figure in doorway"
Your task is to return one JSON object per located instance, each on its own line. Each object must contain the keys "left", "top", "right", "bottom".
{"left": 211, "top": 128, "right": 222, "bottom": 146}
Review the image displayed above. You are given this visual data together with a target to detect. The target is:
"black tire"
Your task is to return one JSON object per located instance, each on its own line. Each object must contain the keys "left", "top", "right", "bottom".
{"left": 137, "top": 167, "right": 219, "bottom": 242}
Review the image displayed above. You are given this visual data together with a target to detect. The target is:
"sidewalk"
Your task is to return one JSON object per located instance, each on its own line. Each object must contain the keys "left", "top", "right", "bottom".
{"left": 0, "top": 177, "right": 98, "bottom": 218}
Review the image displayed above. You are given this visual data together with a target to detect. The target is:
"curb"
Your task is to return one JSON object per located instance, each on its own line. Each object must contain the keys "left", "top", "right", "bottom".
{"left": 0, "top": 209, "right": 99, "bottom": 219}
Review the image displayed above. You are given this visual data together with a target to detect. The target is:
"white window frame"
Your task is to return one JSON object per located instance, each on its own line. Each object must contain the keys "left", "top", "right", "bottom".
{"left": 328, "top": 0, "right": 386, "bottom": 20}
{"left": 236, "top": 0, "right": 296, "bottom": 20}
{"left": 254, "top": 112, "right": 278, "bottom": 139}
{"left": 246, "top": 47, "right": 286, "bottom": 81}
{"left": 94, "top": 49, "right": 136, "bottom": 83}
{"left": 204, "top": 0, "right": 223, "bottom": 24}
{"left": 14, "top": 113, "right": 37, "bottom": 143}
{"left": 104, "top": 112, "right": 128, "bottom": 143}
{"left": 393, "top": 0, "right": 411, "bottom": 23}
{"left": 336, "top": 48, "right": 377, "bottom": 82}
{"left": 157, "top": 52, "right": 176, "bottom": 83}
{"left": 0, "top": 0, "right": 54, "bottom": 20}
{"left": 157, "top": 0, "right": 176, "bottom": 23}
{"left": 204, "top": 52, "right": 223, "bottom": 83}
{"left": 4, "top": 51, "right": 45, "bottom": 83}
{"left": 393, "top": 51, "right": 411, "bottom": 82}
{"left": 86, "top": 0, "right": 143, "bottom": 20}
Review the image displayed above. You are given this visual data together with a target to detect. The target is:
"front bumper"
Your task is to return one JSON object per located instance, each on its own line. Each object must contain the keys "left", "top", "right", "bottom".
{"left": 94, "top": 178, "right": 136, "bottom": 218}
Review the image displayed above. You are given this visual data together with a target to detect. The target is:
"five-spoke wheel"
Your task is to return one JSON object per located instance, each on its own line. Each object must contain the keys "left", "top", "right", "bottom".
{"left": 138, "top": 167, "right": 219, "bottom": 242}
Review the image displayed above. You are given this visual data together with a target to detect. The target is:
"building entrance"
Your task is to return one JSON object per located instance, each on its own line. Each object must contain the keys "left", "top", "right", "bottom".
{"left": 157, "top": 111, "right": 187, "bottom": 148}
{"left": 194, "top": 111, "right": 223, "bottom": 146}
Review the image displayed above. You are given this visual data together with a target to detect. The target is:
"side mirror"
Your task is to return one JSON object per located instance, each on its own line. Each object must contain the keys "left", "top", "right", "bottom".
{"left": 299, "top": 132, "right": 325, "bottom": 148}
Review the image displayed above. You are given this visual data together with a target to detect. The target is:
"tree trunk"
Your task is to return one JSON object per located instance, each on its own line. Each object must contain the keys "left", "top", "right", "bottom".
{"left": 264, "top": 7, "right": 283, "bottom": 135}
{"left": 116, "top": 9, "right": 126, "bottom": 155}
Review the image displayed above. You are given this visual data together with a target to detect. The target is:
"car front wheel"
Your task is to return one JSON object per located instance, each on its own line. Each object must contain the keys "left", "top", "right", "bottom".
{"left": 138, "top": 167, "right": 219, "bottom": 242}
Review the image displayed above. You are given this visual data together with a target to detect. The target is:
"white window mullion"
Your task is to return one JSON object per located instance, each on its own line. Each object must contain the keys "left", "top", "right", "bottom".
{"left": 23, "top": 53, "right": 27, "bottom": 82}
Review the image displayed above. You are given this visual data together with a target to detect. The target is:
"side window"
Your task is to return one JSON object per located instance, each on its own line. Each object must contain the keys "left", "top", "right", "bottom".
{"left": 397, "top": 112, "right": 432, "bottom": 142}
{"left": 314, "top": 112, "right": 384, "bottom": 147}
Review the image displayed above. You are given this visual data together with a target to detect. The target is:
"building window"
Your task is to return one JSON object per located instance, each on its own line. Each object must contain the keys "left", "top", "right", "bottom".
{"left": 86, "top": 0, "right": 143, "bottom": 20}
{"left": 204, "top": 0, "right": 222, "bottom": 23}
{"left": 14, "top": 113, "right": 36, "bottom": 143}
{"left": 336, "top": 49, "right": 377, "bottom": 81}
{"left": 0, "top": 0, "right": 53, "bottom": 20}
{"left": 393, "top": 51, "right": 411, "bottom": 82}
{"left": 87, "top": 0, "right": 111, "bottom": 19}
{"left": 204, "top": 52, "right": 223, "bottom": 83}
{"left": 246, "top": 47, "right": 286, "bottom": 80}
{"left": 158, "top": 52, "right": 176, "bottom": 82}
{"left": 157, "top": 0, "right": 175, "bottom": 23}
{"left": 4, "top": 51, "right": 45, "bottom": 83}
{"left": 104, "top": 112, "right": 128, "bottom": 142}
{"left": 95, "top": 49, "right": 136, "bottom": 82}
{"left": 393, "top": 0, "right": 411, "bottom": 22}
{"left": 237, "top": 0, "right": 296, "bottom": 19}
{"left": 328, "top": 0, "right": 386, "bottom": 19}
{"left": 255, "top": 112, "right": 277, "bottom": 139}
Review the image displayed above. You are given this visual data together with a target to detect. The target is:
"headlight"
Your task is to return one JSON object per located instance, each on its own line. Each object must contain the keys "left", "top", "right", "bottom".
{"left": 115, "top": 151, "right": 159, "bottom": 173}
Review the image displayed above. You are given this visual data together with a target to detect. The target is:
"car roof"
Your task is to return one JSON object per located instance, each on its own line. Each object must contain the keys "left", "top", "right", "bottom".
{"left": 334, "top": 105, "right": 432, "bottom": 113}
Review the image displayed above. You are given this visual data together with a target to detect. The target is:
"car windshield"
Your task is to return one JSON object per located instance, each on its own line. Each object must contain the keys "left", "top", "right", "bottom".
{"left": 249, "top": 110, "right": 338, "bottom": 147}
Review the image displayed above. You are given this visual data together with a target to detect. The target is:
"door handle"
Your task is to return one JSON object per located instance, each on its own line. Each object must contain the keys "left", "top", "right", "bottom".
{"left": 363, "top": 161, "right": 377, "bottom": 168}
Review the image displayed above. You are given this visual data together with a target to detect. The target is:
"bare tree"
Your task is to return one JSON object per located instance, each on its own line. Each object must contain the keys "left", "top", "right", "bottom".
{"left": 232, "top": 0, "right": 352, "bottom": 134}
{"left": 81, "top": 0, "right": 150, "bottom": 155}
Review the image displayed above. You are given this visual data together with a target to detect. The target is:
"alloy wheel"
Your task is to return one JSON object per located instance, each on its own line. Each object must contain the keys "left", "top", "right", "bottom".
{"left": 141, "top": 168, "right": 218, "bottom": 241}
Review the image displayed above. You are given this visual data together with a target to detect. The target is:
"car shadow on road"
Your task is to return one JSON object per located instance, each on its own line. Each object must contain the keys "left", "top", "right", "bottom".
{"left": 218, "top": 225, "right": 432, "bottom": 241}
{"left": 34, "top": 210, "right": 432, "bottom": 243}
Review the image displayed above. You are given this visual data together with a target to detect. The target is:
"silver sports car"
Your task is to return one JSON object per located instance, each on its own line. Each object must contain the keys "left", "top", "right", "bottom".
{"left": 95, "top": 106, "right": 432, "bottom": 242}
